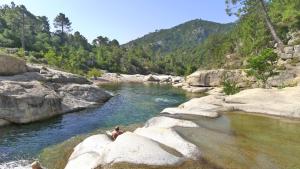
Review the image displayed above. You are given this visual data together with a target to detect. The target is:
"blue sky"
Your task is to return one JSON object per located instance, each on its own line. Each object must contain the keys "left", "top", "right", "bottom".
{"left": 0, "top": 0, "right": 237, "bottom": 44}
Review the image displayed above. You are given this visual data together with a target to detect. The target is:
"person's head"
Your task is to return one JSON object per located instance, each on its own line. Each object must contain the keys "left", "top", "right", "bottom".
{"left": 115, "top": 126, "right": 120, "bottom": 131}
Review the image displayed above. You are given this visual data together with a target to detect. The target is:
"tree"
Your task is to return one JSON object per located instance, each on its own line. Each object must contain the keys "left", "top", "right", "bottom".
{"left": 246, "top": 48, "right": 278, "bottom": 87}
{"left": 92, "top": 36, "right": 109, "bottom": 46}
{"left": 53, "top": 13, "right": 72, "bottom": 43}
{"left": 226, "top": 0, "right": 284, "bottom": 49}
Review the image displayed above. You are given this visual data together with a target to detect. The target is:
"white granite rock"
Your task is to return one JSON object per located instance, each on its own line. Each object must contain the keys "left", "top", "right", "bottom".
{"left": 65, "top": 134, "right": 112, "bottom": 169}
{"left": 224, "top": 86, "right": 300, "bottom": 118}
{"left": 101, "top": 132, "right": 183, "bottom": 166}
{"left": 134, "top": 127, "right": 201, "bottom": 160}
{"left": 144, "top": 116, "right": 198, "bottom": 128}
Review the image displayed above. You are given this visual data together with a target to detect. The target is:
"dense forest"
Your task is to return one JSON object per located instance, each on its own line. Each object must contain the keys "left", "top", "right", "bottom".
{"left": 0, "top": 0, "right": 299, "bottom": 76}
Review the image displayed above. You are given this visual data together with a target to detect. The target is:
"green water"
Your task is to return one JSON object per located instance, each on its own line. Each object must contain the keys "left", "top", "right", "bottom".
{"left": 173, "top": 112, "right": 300, "bottom": 169}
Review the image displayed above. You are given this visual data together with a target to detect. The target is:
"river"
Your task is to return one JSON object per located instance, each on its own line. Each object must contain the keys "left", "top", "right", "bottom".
{"left": 0, "top": 83, "right": 189, "bottom": 168}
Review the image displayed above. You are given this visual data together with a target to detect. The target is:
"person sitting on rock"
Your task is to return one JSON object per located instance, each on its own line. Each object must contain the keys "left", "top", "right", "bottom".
{"left": 31, "top": 161, "right": 43, "bottom": 169}
{"left": 111, "top": 126, "right": 124, "bottom": 140}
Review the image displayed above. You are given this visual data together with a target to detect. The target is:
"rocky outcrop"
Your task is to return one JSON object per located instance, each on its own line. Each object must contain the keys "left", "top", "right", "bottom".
{"left": 0, "top": 81, "right": 62, "bottom": 123}
{"left": 277, "top": 43, "right": 300, "bottom": 60}
{"left": 224, "top": 86, "right": 300, "bottom": 118}
{"left": 161, "top": 98, "right": 220, "bottom": 118}
{"left": 65, "top": 132, "right": 184, "bottom": 169}
{"left": 0, "top": 63, "right": 112, "bottom": 124}
{"left": 65, "top": 113, "right": 201, "bottom": 168}
{"left": 95, "top": 73, "right": 184, "bottom": 85}
{"left": 0, "top": 54, "right": 27, "bottom": 76}
{"left": 185, "top": 69, "right": 250, "bottom": 88}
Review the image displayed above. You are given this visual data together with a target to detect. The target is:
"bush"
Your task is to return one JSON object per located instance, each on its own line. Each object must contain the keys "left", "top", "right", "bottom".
{"left": 246, "top": 48, "right": 278, "bottom": 88}
{"left": 87, "top": 68, "right": 103, "bottom": 79}
{"left": 222, "top": 78, "right": 240, "bottom": 95}
{"left": 16, "top": 48, "right": 25, "bottom": 57}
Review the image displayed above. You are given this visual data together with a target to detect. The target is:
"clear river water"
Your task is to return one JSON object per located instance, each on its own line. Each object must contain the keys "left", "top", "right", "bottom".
{"left": 0, "top": 83, "right": 299, "bottom": 169}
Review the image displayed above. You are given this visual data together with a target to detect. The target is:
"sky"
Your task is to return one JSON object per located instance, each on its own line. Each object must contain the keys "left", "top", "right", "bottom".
{"left": 0, "top": 0, "right": 237, "bottom": 44}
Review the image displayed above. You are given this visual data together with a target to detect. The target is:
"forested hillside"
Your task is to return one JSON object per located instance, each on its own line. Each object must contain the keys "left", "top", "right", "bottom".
{"left": 0, "top": 0, "right": 299, "bottom": 76}
{"left": 124, "top": 19, "right": 233, "bottom": 55}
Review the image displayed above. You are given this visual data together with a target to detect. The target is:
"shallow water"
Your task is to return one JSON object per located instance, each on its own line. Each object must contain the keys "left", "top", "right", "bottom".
{"left": 0, "top": 83, "right": 189, "bottom": 167}
{"left": 174, "top": 112, "right": 300, "bottom": 169}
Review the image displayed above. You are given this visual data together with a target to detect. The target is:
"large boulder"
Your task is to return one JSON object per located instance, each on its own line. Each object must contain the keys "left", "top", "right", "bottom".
{"left": 0, "top": 63, "right": 112, "bottom": 124}
{"left": 267, "top": 71, "right": 297, "bottom": 87}
{"left": 0, "top": 81, "right": 112, "bottom": 124}
{"left": 58, "top": 84, "right": 112, "bottom": 112}
{"left": 0, "top": 54, "right": 27, "bottom": 76}
{"left": 143, "top": 74, "right": 160, "bottom": 82}
{"left": 186, "top": 69, "right": 249, "bottom": 87}
{"left": 0, "top": 81, "right": 62, "bottom": 123}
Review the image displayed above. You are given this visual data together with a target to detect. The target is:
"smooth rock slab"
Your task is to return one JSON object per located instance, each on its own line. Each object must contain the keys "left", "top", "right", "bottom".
{"left": 144, "top": 116, "right": 198, "bottom": 128}
{"left": 224, "top": 86, "right": 300, "bottom": 118}
{"left": 65, "top": 132, "right": 185, "bottom": 169}
{"left": 134, "top": 127, "right": 201, "bottom": 160}
{"left": 162, "top": 107, "right": 218, "bottom": 118}
{"left": 101, "top": 132, "right": 183, "bottom": 166}
{"left": 65, "top": 134, "right": 112, "bottom": 169}
{"left": 161, "top": 98, "right": 220, "bottom": 118}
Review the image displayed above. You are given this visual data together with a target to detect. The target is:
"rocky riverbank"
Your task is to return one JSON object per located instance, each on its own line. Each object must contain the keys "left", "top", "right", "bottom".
{"left": 93, "top": 73, "right": 185, "bottom": 85}
{"left": 0, "top": 54, "right": 112, "bottom": 126}
{"left": 64, "top": 82, "right": 300, "bottom": 168}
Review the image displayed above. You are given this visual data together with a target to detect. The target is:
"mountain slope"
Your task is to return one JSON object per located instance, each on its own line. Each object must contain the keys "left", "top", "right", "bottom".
{"left": 124, "top": 19, "right": 234, "bottom": 55}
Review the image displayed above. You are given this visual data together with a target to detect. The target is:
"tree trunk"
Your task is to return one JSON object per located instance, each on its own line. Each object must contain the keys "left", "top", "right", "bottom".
{"left": 259, "top": 0, "right": 284, "bottom": 50}
{"left": 61, "top": 21, "right": 64, "bottom": 43}
{"left": 21, "top": 11, "right": 25, "bottom": 50}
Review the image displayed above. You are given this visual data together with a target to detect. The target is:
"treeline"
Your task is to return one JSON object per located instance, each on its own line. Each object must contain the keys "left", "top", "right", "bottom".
{"left": 0, "top": 2, "right": 179, "bottom": 75}
{"left": 170, "top": 0, "right": 300, "bottom": 70}
{"left": 0, "top": 0, "right": 299, "bottom": 76}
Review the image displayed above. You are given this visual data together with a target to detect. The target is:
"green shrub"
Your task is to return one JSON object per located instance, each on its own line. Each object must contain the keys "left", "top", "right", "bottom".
{"left": 222, "top": 78, "right": 240, "bottom": 95}
{"left": 16, "top": 48, "right": 25, "bottom": 57}
{"left": 87, "top": 68, "right": 103, "bottom": 79}
{"left": 246, "top": 48, "right": 278, "bottom": 88}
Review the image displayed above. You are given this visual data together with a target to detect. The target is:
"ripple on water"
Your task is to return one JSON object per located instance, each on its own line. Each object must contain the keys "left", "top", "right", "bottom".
{"left": 0, "top": 160, "right": 31, "bottom": 169}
